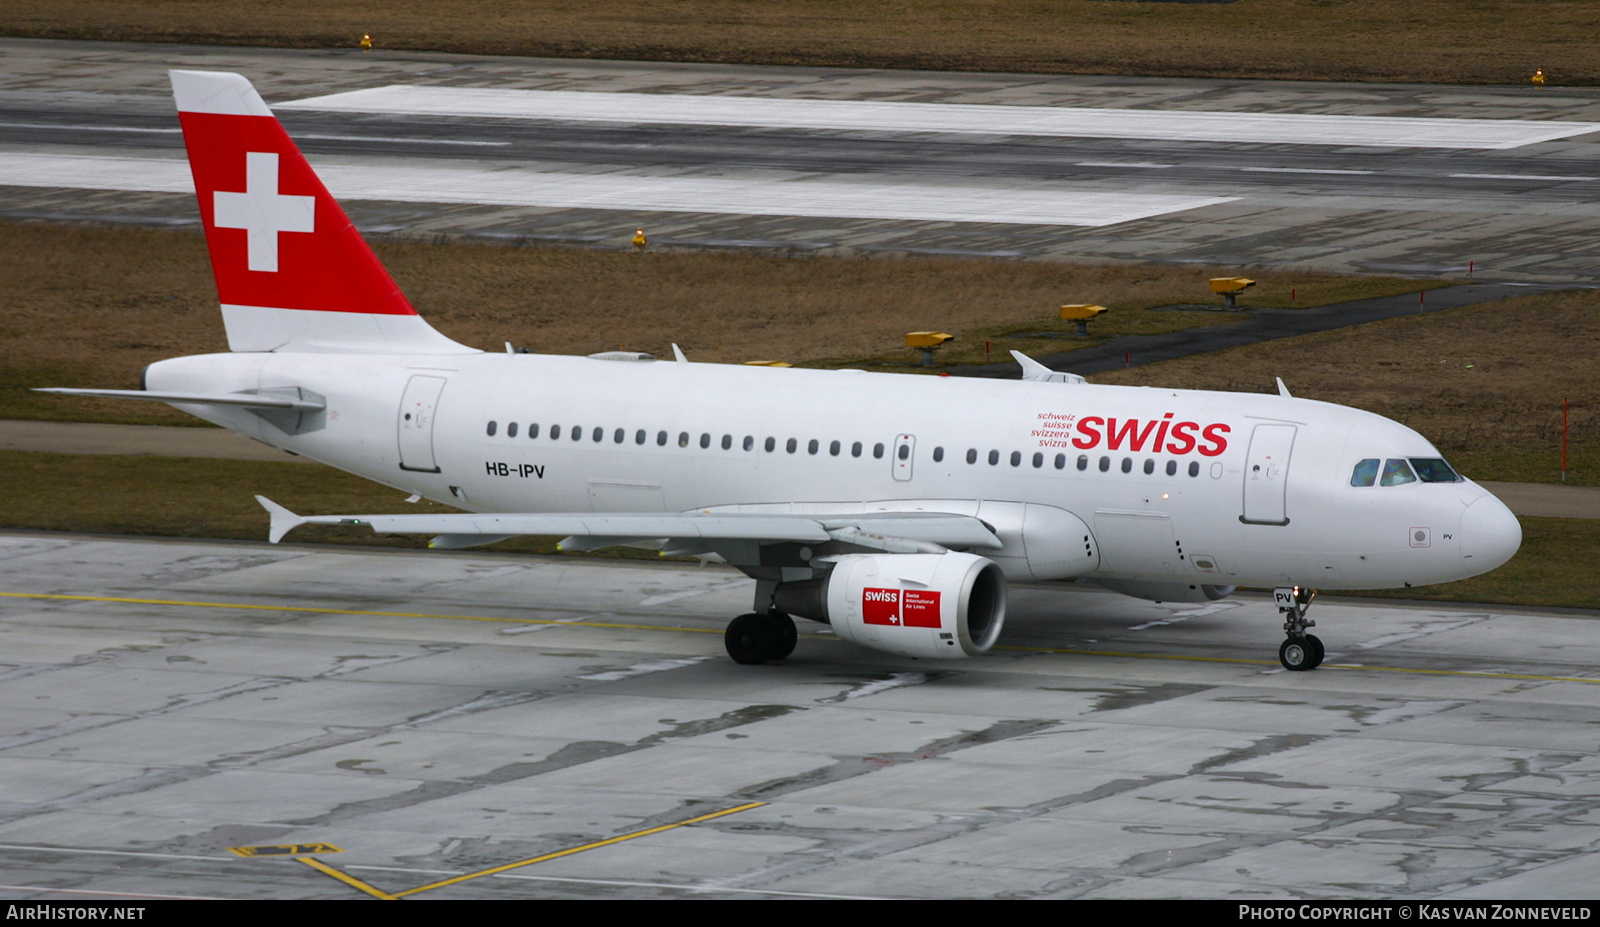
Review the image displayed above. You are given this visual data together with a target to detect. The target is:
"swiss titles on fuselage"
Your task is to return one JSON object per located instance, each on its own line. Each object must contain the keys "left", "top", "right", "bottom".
{"left": 1032, "top": 411, "right": 1230, "bottom": 456}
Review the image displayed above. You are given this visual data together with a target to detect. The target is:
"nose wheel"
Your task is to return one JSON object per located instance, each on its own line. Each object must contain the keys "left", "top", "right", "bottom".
{"left": 1274, "top": 586, "right": 1324, "bottom": 671}
{"left": 724, "top": 612, "right": 798, "bottom": 665}
{"left": 1279, "top": 634, "right": 1324, "bottom": 671}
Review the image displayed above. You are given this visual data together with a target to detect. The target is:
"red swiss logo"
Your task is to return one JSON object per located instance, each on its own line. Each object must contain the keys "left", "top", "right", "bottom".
{"left": 179, "top": 111, "right": 414, "bottom": 316}
{"left": 863, "top": 588, "right": 942, "bottom": 628}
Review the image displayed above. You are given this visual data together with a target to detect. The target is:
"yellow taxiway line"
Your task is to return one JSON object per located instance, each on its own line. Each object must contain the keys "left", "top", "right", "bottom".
{"left": 297, "top": 856, "right": 399, "bottom": 900}
{"left": 4, "top": 591, "right": 1598, "bottom": 686}
{"left": 389, "top": 802, "right": 766, "bottom": 899}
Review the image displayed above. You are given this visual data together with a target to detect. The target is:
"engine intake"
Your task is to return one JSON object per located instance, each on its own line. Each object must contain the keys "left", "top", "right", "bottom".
{"left": 773, "top": 552, "right": 1006, "bottom": 659}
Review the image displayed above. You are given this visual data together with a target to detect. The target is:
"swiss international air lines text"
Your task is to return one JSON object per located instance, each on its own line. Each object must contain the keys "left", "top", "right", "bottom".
{"left": 863, "top": 588, "right": 942, "bottom": 628}
{"left": 1033, "top": 412, "right": 1230, "bottom": 455}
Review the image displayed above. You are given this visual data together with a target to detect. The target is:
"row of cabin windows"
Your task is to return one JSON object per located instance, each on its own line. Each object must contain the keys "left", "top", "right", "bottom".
{"left": 958, "top": 448, "right": 1202, "bottom": 477}
{"left": 484, "top": 421, "right": 1204, "bottom": 477}
{"left": 486, "top": 421, "right": 889, "bottom": 458}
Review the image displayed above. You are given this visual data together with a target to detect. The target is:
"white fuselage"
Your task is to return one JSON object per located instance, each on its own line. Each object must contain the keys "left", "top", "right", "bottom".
{"left": 145, "top": 349, "right": 1522, "bottom": 591}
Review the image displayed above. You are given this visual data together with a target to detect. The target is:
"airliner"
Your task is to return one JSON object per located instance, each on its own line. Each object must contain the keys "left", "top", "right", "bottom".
{"left": 39, "top": 71, "right": 1523, "bottom": 672}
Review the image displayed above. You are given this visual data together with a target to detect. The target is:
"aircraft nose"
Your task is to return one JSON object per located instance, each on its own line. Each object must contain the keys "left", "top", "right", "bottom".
{"left": 1459, "top": 492, "right": 1522, "bottom": 573}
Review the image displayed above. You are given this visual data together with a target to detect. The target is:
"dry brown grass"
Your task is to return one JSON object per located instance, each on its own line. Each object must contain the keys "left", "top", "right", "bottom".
{"left": 1092, "top": 288, "right": 1600, "bottom": 485}
{"left": 3, "top": 1, "right": 1598, "bottom": 86}
{"left": 0, "top": 221, "right": 1428, "bottom": 424}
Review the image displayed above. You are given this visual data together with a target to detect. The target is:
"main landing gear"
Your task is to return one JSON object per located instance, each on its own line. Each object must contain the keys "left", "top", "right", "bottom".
{"left": 724, "top": 612, "right": 798, "bottom": 665}
{"left": 1275, "top": 586, "right": 1323, "bottom": 671}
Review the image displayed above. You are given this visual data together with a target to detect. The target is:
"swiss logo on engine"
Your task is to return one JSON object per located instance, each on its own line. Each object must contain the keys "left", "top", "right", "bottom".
{"left": 862, "top": 588, "right": 942, "bottom": 628}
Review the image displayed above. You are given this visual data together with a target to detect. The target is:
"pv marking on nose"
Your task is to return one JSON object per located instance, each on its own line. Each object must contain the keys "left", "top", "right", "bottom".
{"left": 213, "top": 151, "right": 315, "bottom": 272}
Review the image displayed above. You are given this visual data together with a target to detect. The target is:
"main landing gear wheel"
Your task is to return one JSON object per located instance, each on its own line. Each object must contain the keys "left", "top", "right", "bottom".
{"left": 768, "top": 613, "right": 798, "bottom": 661}
{"left": 724, "top": 613, "right": 797, "bottom": 664}
{"left": 1279, "top": 635, "right": 1324, "bottom": 671}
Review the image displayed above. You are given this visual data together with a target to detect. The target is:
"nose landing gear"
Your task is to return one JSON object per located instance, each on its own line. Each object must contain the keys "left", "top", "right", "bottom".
{"left": 1275, "top": 586, "right": 1323, "bottom": 671}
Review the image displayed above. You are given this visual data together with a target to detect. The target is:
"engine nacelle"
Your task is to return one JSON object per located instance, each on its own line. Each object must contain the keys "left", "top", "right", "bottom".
{"left": 773, "top": 552, "right": 1006, "bottom": 659}
{"left": 1094, "top": 579, "right": 1236, "bottom": 604}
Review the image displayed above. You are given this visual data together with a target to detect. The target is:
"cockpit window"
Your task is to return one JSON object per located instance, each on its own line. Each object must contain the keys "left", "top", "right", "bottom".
{"left": 1350, "top": 458, "right": 1379, "bottom": 487}
{"left": 1380, "top": 458, "right": 1417, "bottom": 486}
{"left": 1409, "top": 458, "right": 1461, "bottom": 483}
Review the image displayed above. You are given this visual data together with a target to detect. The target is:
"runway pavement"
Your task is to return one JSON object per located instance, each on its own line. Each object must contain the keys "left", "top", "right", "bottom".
{"left": 0, "top": 532, "right": 1597, "bottom": 899}
{"left": 2, "top": 39, "right": 1600, "bottom": 281}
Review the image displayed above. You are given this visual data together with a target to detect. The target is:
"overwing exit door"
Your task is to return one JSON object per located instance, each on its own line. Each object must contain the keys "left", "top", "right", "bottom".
{"left": 398, "top": 375, "right": 446, "bottom": 472}
{"left": 892, "top": 434, "right": 916, "bottom": 482}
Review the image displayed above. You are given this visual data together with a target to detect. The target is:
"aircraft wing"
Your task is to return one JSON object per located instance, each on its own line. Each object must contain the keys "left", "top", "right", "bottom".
{"left": 256, "top": 496, "right": 1002, "bottom": 553}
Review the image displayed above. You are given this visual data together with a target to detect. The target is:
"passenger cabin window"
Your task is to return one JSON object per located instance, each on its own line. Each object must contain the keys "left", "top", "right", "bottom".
{"left": 593, "top": 427, "right": 603, "bottom": 442}
{"left": 551, "top": 425, "right": 562, "bottom": 440}
{"left": 1077, "top": 455, "right": 1088, "bottom": 471}
{"left": 851, "top": 442, "right": 863, "bottom": 458}
{"left": 765, "top": 437, "right": 776, "bottom": 452}
{"left": 1380, "top": 458, "right": 1417, "bottom": 486}
{"left": 635, "top": 429, "right": 645, "bottom": 445}
{"left": 572, "top": 426, "right": 582, "bottom": 441}
{"left": 1166, "top": 460, "right": 1177, "bottom": 476}
{"left": 786, "top": 438, "right": 798, "bottom": 454}
{"left": 967, "top": 449, "right": 978, "bottom": 465}
{"left": 700, "top": 433, "right": 711, "bottom": 449}
{"left": 486, "top": 421, "right": 497, "bottom": 436}
{"left": 1351, "top": 458, "right": 1380, "bottom": 487}
{"left": 932, "top": 446, "right": 944, "bottom": 462}
{"left": 722, "top": 434, "right": 733, "bottom": 450}
{"left": 988, "top": 450, "right": 1000, "bottom": 466}
{"left": 614, "top": 428, "right": 625, "bottom": 444}
{"left": 507, "top": 422, "right": 517, "bottom": 438}
{"left": 530, "top": 424, "right": 541, "bottom": 439}
{"left": 1055, "top": 454, "right": 1066, "bottom": 470}
{"left": 657, "top": 430, "right": 668, "bottom": 446}
{"left": 1032, "top": 452, "right": 1043, "bottom": 468}
{"left": 1009, "top": 451, "right": 1021, "bottom": 467}
{"left": 873, "top": 443, "right": 885, "bottom": 459}
{"left": 899, "top": 444, "right": 911, "bottom": 460}
{"left": 1188, "top": 461, "right": 1200, "bottom": 477}
{"left": 744, "top": 436, "right": 755, "bottom": 451}
{"left": 830, "top": 440, "right": 842, "bottom": 457}
{"left": 808, "top": 439, "right": 819, "bottom": 455}
{"left": 679, "top": 432, "right": 690, "bottom": 448}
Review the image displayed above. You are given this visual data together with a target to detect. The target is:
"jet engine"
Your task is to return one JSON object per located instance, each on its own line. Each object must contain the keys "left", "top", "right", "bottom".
{"left": 1094, "top": 579, "right": 1236, "bottom": 604}
{"left": 772, "top": 552, "right": 1006, "bottom": 659}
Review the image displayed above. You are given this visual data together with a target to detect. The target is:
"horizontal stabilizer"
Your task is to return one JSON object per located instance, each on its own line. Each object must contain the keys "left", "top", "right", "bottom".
{"left": 36, "top": 388, "right": 325, "bottom": 411}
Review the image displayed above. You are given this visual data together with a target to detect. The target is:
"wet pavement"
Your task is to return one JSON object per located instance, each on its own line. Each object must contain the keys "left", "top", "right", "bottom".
{"left": 0, "top": 533, "right": 1596, "bottom": 899}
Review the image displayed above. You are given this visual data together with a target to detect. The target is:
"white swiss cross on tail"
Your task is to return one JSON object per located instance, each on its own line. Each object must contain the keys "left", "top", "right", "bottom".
{"left": 212, "top": 152, "right": 314, "bottom": 273}
{"left": 170, "top": 69, "right": 471, "bottom": 355}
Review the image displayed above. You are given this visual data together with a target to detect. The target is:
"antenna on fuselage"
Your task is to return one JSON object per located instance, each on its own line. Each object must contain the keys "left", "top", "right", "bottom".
{"left": 1276, "top": 377, "right": 1292, "bottom": 398}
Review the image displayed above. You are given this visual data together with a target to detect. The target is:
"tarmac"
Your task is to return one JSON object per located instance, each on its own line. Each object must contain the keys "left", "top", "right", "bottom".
{"left": 0, "top": 532, "right": 1596, "bottom": 899}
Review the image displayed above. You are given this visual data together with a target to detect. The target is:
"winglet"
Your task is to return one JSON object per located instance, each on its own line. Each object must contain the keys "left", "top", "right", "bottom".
{"left": 256, "top": 495, "right": 306, "bottom": 543}
{"left": 1011, "top": 350, "right": 1085, "bottom": 384}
